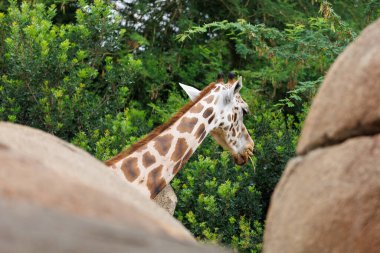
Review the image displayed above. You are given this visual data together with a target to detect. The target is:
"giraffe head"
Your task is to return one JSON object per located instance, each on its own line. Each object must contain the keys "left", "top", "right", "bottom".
{"left": 180, "top": 73, "right": 254, "bottom": 165}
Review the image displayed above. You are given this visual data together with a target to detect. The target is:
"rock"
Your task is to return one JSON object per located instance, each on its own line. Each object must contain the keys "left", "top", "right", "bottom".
{"left": 0, "top": 122, "right": 231, "bottom": 253}
{"left": 264, "top": 18, "right": 380, "bottom": 253}
{"left": 297, "top": 18, "right": 380, "bottom": 155}
{"left": 154, "top": 184, "right": 178, "bottom": 215}
{"left": 263, "top": 135, "right": 380, "bottom": 253}
{"left": 0, "top": 200, "right": 228, "bottom": 253}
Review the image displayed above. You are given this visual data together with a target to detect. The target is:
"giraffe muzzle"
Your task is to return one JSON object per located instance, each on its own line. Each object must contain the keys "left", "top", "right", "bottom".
{"left": 233, "top": 154, "right": 247, "bottom": 165}
{"left": 233, "top": 146, "right": 254, "bottom": 165}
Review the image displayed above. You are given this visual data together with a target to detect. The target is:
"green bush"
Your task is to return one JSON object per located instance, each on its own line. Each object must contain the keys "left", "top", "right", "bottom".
{"left": 173, "top": 146, "right": 264, "bottom": 252}
{"left": 0, "top": 0, "right": 142, "bottom": 140}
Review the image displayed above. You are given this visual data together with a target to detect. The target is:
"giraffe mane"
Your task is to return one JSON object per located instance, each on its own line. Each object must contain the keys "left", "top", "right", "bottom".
{"left": 105, "top": 82, "right": 217, "bottom": 166}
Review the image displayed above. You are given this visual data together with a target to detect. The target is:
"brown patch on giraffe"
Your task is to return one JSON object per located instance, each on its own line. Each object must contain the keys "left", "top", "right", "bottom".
{"left": 190, "top": 103, "right": 204, "bottom": 113}
{"left": 171, "top": 138, "right": 189, "bottom": 162}
{"left": 177, "top": 117, "right": 198, "bottom": 133}
{"left": 199, "top": 131, "right": 207, "bottom": 143}
{"left": 120, "top": 157, "right": 140, "bottom": 182}
{"left": 173, "top": 161, "right": 182, "bottom": 175}
{"left": 205, "top": 95, "right": 214, "bottom": 103}
{"left": 214, "top": 86, "right": 221, "bottom": 92}
{"left": 232, "top": 128, "right": 236, "bottom": 137}
{"left": 228, "top": 114, "right": 232, "bottom": 121}
{"left": 182, "top": 149, "right": 193, "bottom": 164}
{"left": 224, "top": 126, "right": 229, "bottom": 131}
{"left": 153, "top": 134, "right": 174, "bottom": 156}
{"left": 147, "top": 165, "right": 166, "bottom": 198}
{"left": 195, "top": 123, "right": 205, "bottom": 139}
{"left": 142, "top": 151, "right": 156, "bottom": 168}
{"left": 105, "top": 82, "right": 217, "bottom": 165}
{"left": 173, "top": 149, "right": 193, "bottom": 175}
{"left": 203, "top": 108, "right": 213, "bottom": 118}
{"left": 208, "top": 114, "right": 215, "bottom": 124}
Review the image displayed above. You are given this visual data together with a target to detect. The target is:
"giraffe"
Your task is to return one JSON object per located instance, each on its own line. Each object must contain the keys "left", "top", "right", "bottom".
{"left": 105, "top": 73, "right": 254, "bottom": 199}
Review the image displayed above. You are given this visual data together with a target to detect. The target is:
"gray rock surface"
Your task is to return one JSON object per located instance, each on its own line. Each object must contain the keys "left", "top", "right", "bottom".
{"left": 264, "top": 135, "right": 380, "bottom": 253}
{"left": 0, "top": 122, "right": 230, "bottom": 253}
{"left": 264, "top": 18, "right": 380, "bottom": 253}
{"left": 0, "top": 200, "right": 226, "bottom": 253}
{"left": 297, "top": 18, "right": 380, "bottom": 155}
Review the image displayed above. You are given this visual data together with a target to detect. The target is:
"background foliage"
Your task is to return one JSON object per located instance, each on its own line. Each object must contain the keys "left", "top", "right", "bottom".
{"left": 1, "top": 0, "right": 378, "bottom": 252}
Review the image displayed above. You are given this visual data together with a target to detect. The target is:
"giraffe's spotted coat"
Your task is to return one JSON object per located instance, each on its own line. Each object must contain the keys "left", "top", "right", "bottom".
{"left": 182, "top": 149, "right": 193, "bottom": 164}
{"left": 154, "top": 134, "right": 173, "bottom": 156}
{"left": 107, "top": 81, "right": 254, "bottom": 199}
{"left": 121, "top": 157, "right": 139, "bottom": 182}
{"left": 195, "top": 123, "right": 205, "bottom": 139}
{"left": 147, "top": 165, "right": 166, "bottom": 198}
{"left": 142, "top": 151, "right": 156, "bottom": 168}
{"left": 173, "top": 161, "right": 182, "bottom": 175}
{"left": 190, "top": 103, "right": 204, "bottom": 113}
{"left": 208, "top": 114, "right": 215, "bottom": 124}
{"left": 171, "top": 138, "right": 189, "bottom": 162}
{"left": 203, "top": 108, "right": 213, "bottom": 118}
{"left": 177, "top": 117, "right": 198, "bottom": 133}
{"left": 233, "top": 112, "right": 237, "bottom": 121}
{"left": 199, "top": 131, "right": 207, "bottom": 143}
{"left": 205, "top": 95, "right": 214, "bottom": 103}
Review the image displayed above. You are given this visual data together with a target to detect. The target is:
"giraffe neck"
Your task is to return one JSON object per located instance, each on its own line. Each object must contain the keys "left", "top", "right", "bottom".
{"left": 109, "top": 88, "right": 220, "bottom": 199}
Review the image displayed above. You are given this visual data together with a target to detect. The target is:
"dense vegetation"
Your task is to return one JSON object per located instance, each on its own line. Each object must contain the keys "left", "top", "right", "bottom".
{"left": 0, "top": 0, "right": 378, "bottom": 252}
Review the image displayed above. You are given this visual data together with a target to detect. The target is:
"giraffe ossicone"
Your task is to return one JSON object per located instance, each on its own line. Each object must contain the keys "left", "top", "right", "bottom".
{"left": 106, "top": 74, "right": 254, "bottom": 199}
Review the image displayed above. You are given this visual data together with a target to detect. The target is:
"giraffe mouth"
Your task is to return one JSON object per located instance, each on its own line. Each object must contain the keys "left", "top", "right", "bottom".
{"left": 233, "top": 147, "right": 254, "bottom": 165}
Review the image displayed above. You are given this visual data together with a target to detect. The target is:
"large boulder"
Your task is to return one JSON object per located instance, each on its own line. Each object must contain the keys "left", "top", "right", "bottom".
{"left": 0, "top": 122, "right": 230, "bottom": 253}
{"left": 264, "top": 135, "right": 380, "bottom": 253}
{"left": 264, "top": 18, "right": 380, "bottom": 253}
{"left": 297, "top": 18, "right": 380, "bottom": 155}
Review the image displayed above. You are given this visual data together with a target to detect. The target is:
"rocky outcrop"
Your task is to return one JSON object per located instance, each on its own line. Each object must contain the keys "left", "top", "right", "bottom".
{"left": 264, "top": 136, "right": 380, "bottom": 253}
{"left": 0, "top": 122, "right": 230, "bottom": 253}
{"left": 297, "top": 18, "right": 380, "bottom": 155}
{"left": 264, "top": 18, "right": 380, "bottom": 253}
{"left": 154, "top": 185, "right": 178, "bottom": 215}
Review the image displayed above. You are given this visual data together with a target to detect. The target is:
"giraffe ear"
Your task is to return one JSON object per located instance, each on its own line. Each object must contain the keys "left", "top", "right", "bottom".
{"left": 179, "top": 83, "right": 200, "bottom": 101}
{"left": 224, "top": 76, "right": 243, "bottom": 104}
